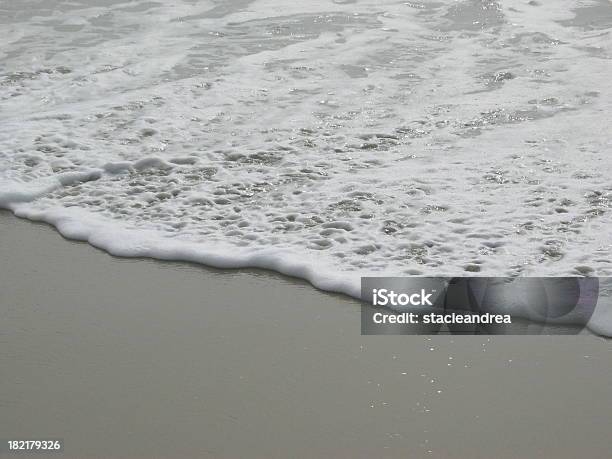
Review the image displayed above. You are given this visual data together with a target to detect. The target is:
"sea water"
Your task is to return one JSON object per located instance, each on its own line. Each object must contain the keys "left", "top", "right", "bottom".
{"left": 1, "top": 0, "right": 611, "bottom": 334}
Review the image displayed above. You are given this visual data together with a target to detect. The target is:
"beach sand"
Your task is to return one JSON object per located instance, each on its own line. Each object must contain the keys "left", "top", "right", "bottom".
{"left": 1, "top": 210, "right": 611, "bottom": 459}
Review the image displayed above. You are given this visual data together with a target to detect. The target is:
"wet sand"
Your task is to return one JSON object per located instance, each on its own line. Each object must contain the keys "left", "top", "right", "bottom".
{"left": 1, "top": 211, "right": 611, "bottom": 459}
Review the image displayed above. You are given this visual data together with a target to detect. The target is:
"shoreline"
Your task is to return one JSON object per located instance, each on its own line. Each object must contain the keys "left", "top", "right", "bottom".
{"left": 3, "top": 207, "right": 610, "bottom": 337}
{"left": 1, "top": 211, "right": 611, "bottom": 459}
{"left": 0, "top": 209, "right": 351, "bottom": 301}
{"left": 2, "top": 201, "right": 362, "bottom": 298}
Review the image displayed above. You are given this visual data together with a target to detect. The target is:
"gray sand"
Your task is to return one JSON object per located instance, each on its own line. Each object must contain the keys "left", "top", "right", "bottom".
{"left": 1, "top": 211, "right": 611, "bottom": 459}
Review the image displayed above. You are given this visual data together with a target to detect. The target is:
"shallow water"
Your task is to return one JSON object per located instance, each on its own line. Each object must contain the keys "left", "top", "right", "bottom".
{"left": 1, "top": 1, "right": 611, "bottom": 304}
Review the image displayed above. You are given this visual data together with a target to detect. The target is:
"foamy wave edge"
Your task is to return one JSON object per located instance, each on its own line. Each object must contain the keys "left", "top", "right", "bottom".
{"left": 1, "top": 174, "right": 610, "bottom": 338}
{"left": 0, "top": 173, "right": 361, "bottom": 297}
